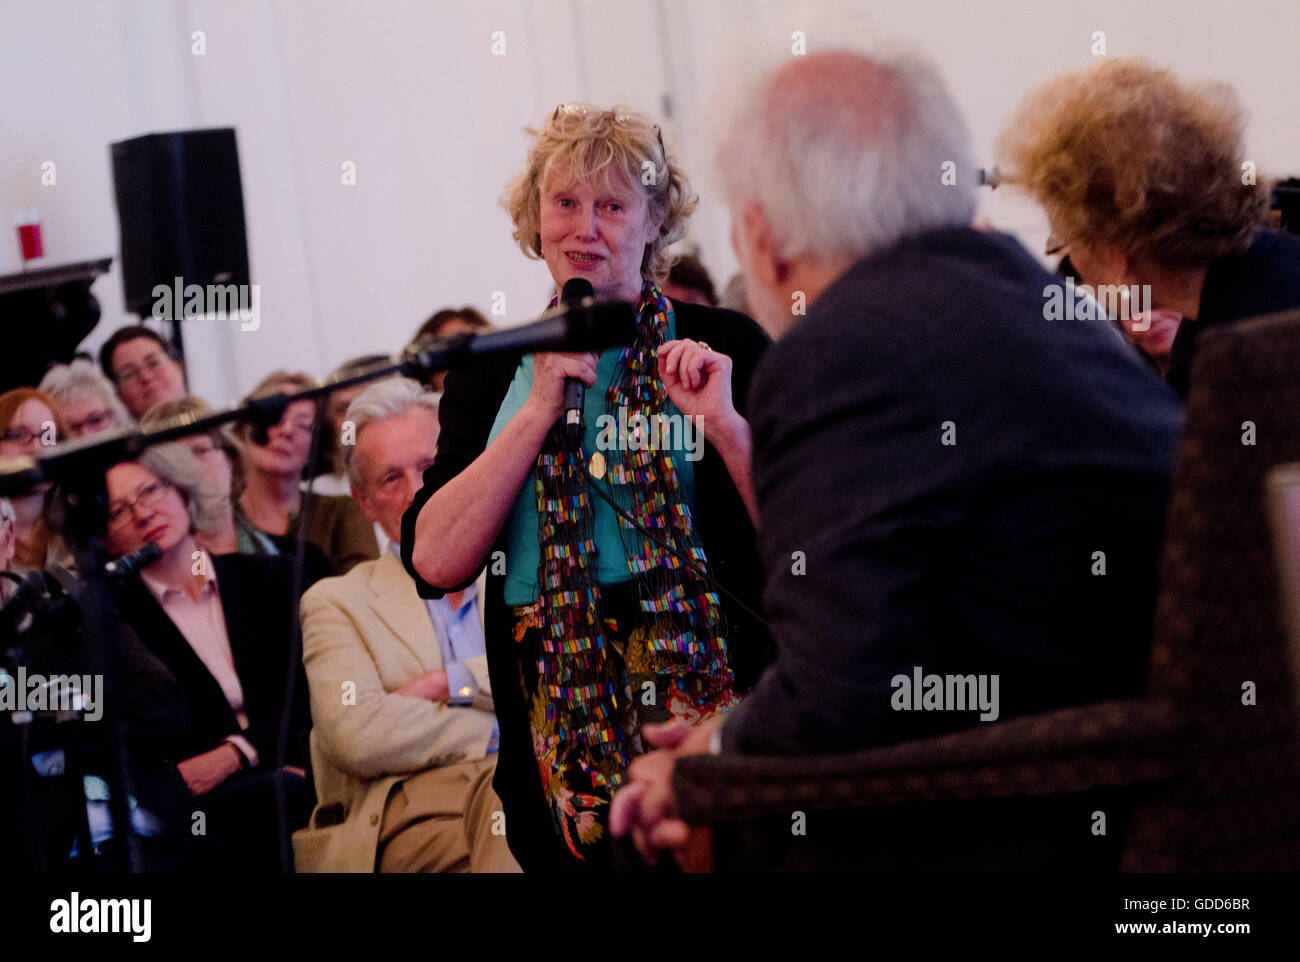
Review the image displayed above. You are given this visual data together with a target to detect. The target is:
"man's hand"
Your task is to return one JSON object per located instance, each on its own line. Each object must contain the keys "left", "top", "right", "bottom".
{"left": 395, "top": 668, "right": 451, "bottom": 703}
{"left": 610, "top": 717, "right": 721, "bottom": 867}
{"left": 177, "top": 744, "right": 243, "bottom": 796}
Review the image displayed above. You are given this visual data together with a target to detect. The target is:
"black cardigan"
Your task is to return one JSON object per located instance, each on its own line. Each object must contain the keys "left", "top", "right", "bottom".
{"left": 401, "top": 300, "right": 772, "bottom": 871}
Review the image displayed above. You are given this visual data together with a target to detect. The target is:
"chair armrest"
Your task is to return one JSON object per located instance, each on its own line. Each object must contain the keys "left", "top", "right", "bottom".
{"left": 673, "top": 698, "right": 1194, "bottom": 824}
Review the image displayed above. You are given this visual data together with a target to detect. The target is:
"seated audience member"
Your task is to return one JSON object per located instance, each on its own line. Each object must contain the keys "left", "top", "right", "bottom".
{"left": 235, "top": 370, "right": 379, "bottom": 574}
{"left": 140, "top": 398, "right": 278, "bottom": 556}
{"left": 307, "top": 354, "right": 397, "bottom": 553}
{"left": 105, "top": 443, "right": 313, "bottom": 869}
{"left": 0, "top": 388, "right": 69, "bottom": 571}
{"left": 39, "top": 359, "right": 134, "bottom": 438}
{"left": 404, "top": 306, "right": 491, "bottom": 391}
{"left": 611, "top": 50, "right": 1183, "bottom": 870}
{"left": 296, "top": 377, "right": 517, "bottom": 872}
{"left": 98, "top": 325, "right": 187, "bottom": 419}
{"left": 662, "top": 253, "right": 719, "bottom": 307}
{"left": 997, "top": 58, "right": 1300, "bottom": 398}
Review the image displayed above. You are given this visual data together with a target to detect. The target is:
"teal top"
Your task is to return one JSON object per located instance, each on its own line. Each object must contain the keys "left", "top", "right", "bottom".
{"left": 490, "top": 309, "right": 699, "bottom": 605}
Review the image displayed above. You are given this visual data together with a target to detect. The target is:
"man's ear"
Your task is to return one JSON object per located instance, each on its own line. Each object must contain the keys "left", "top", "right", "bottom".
{"left": 739, "top": 201, "right": 787, "bottom": 288}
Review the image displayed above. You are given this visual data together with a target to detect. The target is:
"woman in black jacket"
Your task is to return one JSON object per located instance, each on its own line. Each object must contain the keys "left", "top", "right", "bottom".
{"left": 404, "top": 104, "right": 771, "bottom": 871}
{"left": 105, "top": 442, "right": 314, "bottom": 870}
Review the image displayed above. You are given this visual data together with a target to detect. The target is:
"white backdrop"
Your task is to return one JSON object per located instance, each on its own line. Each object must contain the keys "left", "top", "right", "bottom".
{"left": 2, "top": 0, "right": 1297, "bottom": 405}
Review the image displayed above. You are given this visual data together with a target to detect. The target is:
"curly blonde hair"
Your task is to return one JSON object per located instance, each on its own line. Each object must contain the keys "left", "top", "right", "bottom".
{"left": 502, "top": 104, "right": 698, "bottom": 285}
{"left": 996, "top": 58, "right": 1267, "bottom": 267}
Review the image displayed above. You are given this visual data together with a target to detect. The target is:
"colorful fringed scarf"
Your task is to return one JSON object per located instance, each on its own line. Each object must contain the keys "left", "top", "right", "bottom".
{"left": 532, "top": 281, "right": 735, "bottom": 797}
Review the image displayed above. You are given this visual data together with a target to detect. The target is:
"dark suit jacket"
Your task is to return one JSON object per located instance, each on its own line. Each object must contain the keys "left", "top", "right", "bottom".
{"left": 1166, "top": 228, "right": 1300, "bottom": 397}
{"left": 401, "top": 301, "right": 773, "bottom": 872}
{"left": 723, "top": 227, "right": 1183, "bottom": 763}
{"left": 111, "top": 552, "right": 311, "bottom": 771}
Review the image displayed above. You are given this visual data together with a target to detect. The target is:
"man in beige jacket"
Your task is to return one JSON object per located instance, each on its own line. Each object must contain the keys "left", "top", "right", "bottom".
{"left": 294, "top": 378, "right": 518, "bottom": 872}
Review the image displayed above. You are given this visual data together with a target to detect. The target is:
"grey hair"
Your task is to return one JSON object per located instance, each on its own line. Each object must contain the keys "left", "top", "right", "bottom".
{"left": 341, "top": 377, "right": 439, "bottom": 491}
{"left": 713, "top": 49, "right": 978, "bottom": 263}
{"left": 39, "top": 359, "right": 134, "bottom": 430}
{"left": 136, "top": 442, "right": 226, "bottom": 535}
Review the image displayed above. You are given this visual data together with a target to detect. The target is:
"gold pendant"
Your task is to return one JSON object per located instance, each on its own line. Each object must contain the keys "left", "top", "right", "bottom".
{"left": 589, "top": 451, "right": 607, "bottom": 480}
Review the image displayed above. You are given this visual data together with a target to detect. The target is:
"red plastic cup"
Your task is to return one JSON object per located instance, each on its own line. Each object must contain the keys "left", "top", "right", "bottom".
{"left": 18, "top": 223, "right": 44, "bottom": 260}
{"left": 14, "top": 209, "right": 44, "bottom": 264}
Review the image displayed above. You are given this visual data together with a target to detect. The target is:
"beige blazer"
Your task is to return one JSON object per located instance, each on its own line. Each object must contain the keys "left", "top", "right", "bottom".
{"left": 292, "top": 551, "right": 495, "bottom": 872}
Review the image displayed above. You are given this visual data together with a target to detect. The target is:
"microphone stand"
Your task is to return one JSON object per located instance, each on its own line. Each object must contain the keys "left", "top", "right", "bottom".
{"left": 62, "top": 474, "right": 141, "bottom": 872}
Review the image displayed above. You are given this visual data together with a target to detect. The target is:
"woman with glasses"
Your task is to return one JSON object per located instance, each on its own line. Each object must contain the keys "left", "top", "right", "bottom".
{"left": 0, "top": 387, "right": 69, "bottom": 571}
{"left": 403, "top": 104, "right": 772, "bottom": 870}
{"left": 98, "top": 325, "right": 187, "bottom": 420}
{"left": 104, "top": 443, "right": 314, "bottom": 869}
{"left": 140, "top": 397, "right": 278, "bottom": 556}
{"left": 234, "top": 370, "right": 379, "bottom": 575}
{"left": 39, "top": 358, "right": 134, "bottom": 439}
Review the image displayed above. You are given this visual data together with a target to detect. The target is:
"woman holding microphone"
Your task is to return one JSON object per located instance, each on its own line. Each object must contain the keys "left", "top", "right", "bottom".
{"left": 404, "top": 104, "right": 771, "bottom": 871}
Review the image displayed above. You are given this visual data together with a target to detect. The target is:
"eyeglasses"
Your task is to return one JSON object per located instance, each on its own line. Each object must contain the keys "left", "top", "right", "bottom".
{"left": 67, "top": 409, "right": 118, "bottom": 436}
{"left": 106, "top": 480, "right": 171, "bottom": 529}
{"left": 1, "top": 425, "right": 57, "bottom": 445}
{"left": 115, "top": 352, "right": 170, "bottom": 386}
{"left": 551, "top": 103, "right": 665, "bottom": 157}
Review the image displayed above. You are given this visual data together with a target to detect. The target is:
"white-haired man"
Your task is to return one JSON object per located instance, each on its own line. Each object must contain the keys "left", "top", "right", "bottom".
{"left": 611, "top": 50, "right": 1182, "bottom": 869}
{"left": 294, "top": 377, "right": 517, "bottom": 872}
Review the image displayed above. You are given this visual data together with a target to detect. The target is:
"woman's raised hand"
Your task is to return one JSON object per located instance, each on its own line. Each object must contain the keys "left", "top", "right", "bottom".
{"left": 657, "top": 339, "right": 736, "bottom": 429}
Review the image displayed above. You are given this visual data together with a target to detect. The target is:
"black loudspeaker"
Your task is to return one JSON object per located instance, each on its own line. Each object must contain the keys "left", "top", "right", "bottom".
{"left": 110, "top": 128, "right": 250, "bottom": 317}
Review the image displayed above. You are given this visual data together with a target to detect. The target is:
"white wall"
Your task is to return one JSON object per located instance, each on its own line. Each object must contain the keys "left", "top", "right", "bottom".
{"left": 2, "top": 0, "right": 1297, "bottom": 405}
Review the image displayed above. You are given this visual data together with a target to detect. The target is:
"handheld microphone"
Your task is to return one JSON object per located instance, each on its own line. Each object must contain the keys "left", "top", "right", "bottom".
{"left": 561, "top": 278, "right": 595, "bottom": 447}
